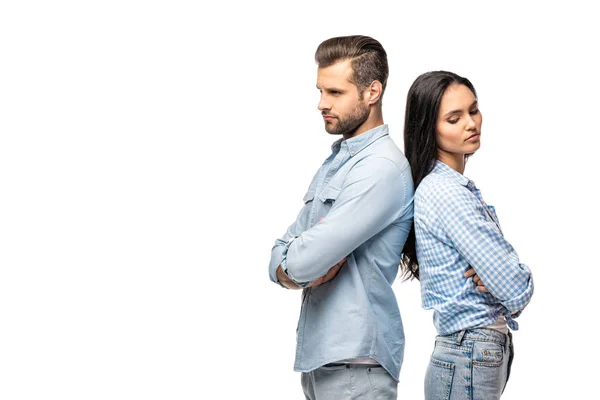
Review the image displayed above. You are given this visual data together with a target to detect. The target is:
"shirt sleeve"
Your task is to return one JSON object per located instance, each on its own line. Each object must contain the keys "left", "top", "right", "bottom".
{"left": 282, "top": 157, "right": 413, "bottom": 284}
{"left": 437, "top": 187, "right": 534, "bottom": 313}
{"left": 268, "top": 198, "right": 312, "bottom": 286}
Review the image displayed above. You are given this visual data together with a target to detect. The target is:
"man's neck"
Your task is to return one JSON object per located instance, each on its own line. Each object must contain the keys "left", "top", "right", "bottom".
{"left": 343, "top": 111, "right": 384, "bottom": 140}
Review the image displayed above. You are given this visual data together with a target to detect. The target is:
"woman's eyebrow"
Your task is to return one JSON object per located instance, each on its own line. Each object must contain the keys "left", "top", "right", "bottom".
{"left": 442, "top": 100, "right": 478, "bottom": 118}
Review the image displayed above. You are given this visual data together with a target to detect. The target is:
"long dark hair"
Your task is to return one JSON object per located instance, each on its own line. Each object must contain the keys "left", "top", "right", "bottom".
{"left": 400, "top": 71, "right": 477, "bottom": 280}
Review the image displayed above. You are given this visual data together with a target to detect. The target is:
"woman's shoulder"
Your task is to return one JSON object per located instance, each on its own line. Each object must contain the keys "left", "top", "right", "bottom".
{"left": 416, "top": 172, "right": 465, "bottom": 198}
{"left": 415, "top": 173, "right": 478, "bottom": 216}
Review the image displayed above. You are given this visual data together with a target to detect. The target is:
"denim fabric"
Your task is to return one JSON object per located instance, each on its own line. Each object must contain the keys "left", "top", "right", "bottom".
{"left": 269, "top": 125, "right": 414, "bottom": 381}
{"left": 302, "top": 364, "right": 397, "bottom": 400}
{"left": 424, "top": 328, "right": 513, "bottom": 400}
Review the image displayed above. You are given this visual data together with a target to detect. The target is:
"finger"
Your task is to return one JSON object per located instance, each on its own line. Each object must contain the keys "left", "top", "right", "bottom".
{"left": 308, "top": 277, "right": 322, "bottom": 287}
{"left": 323, "top": 263, "right": 343, "bottom": 282}
{"left": 327, "top": 263, "right": 342, "bottom": 278}
{"left": 474, "top": 275, "right": 487, "bottom": 288}
{"left": 309, "top": 257, "right": 348, "bottom": 287}
{"left": 476, "top": 286, "right": 490, "bottom": 293}
{"left": 464, "top": 268, "right": 476, "bottom": 278}
{"left": 309, "top": 266, "right": 339, "bottom": 287}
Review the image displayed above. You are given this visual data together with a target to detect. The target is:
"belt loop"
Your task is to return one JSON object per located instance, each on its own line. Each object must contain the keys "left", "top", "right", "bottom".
{"left": 456, "top": 330, "right": 466, "bottom": 345}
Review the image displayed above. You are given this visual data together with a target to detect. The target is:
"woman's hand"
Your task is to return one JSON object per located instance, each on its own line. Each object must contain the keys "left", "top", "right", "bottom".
{"left": 464, "top": 267, "right": 489, "bottom": 292}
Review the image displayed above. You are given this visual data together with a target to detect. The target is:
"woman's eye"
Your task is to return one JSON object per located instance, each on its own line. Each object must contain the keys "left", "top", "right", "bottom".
{"left": 448, "top": 119, "right": 459, "bottom": 124}
{"left": 469, "top": 109, "right": 479, "bottom": 115}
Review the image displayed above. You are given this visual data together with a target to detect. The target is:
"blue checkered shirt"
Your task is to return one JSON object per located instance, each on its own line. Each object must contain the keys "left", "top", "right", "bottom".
{"left": 415, "top": 161, "right": 534, "bottom": 335}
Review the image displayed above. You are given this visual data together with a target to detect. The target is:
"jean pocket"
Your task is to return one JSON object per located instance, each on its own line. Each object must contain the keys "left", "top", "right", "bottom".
{"left": 366, "top": 366, "right": 397, "bottom": 399}
{"left": 425, "top": 356, "right": 455, "bottom": 400}
{"left": 473, "top": 342, "right": 504, "bottom": 367}
{"left": 472, "top": 342, "right": 508, "bottom": 399}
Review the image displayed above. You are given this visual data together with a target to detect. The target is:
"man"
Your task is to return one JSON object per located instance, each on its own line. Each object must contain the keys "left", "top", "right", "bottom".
{"left": 268, "top": 35, "right": 414, "bottom": 400}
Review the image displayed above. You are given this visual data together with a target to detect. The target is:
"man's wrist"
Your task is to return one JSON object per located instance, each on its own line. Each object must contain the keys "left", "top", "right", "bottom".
{"left": 277, "top": 265, "right": 294, "bottom": 288}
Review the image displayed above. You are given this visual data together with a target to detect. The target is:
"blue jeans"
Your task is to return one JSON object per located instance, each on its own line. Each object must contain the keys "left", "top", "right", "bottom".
{"left": 424, "top": 329, "right": 514, "bottom": 400}
{"left": 301, "top": 363, "right": 397, "bottom": 400}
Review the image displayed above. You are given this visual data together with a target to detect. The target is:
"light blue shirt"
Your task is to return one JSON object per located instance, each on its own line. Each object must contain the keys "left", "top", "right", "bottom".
{"left": 268, "top": 124, "right": 413, "bottom": 381}
{"left": 415, "top": 161, "right": 534, "bottom": 335}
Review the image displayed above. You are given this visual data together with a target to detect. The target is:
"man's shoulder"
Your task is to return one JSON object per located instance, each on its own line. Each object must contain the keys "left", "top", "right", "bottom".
{"left": 358, "top": 136, "right": 409, "bottom": 172}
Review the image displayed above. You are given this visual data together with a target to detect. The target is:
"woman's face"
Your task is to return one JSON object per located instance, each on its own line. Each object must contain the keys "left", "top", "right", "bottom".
{"left": 436, "top": 83, "right": 482, "bottom": 162}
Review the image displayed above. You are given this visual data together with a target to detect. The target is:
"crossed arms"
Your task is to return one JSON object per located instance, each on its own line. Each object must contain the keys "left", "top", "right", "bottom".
{"left": 269, "top": 157, "right": 412, "bottom": 289}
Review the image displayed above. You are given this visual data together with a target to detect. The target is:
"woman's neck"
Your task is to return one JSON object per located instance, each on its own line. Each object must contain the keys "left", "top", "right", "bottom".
{"left": 438, "top": 152, "right": 465, "bottom": 174}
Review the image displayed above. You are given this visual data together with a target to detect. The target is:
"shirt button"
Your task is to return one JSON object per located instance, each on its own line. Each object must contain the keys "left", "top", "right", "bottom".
{"left": 350, "top": 150, "right": 355, "bottom": 155}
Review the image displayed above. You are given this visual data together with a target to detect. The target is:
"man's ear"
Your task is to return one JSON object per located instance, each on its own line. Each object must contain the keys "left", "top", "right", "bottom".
{"left": 365, "top": 80, "right": 383, "bottom": 105}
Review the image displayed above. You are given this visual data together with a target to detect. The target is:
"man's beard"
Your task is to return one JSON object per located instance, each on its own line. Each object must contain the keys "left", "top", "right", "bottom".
{"left": 324, "top": 102, "right": 369, "bottom": 136}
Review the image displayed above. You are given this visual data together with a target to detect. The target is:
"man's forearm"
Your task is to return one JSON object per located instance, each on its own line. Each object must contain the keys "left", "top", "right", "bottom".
{"left": 276, "top": 265, "right": 302, "bottom": 290}
{"left": 269, "top": 240, "right": 288, "bottom": 283}
{"left": 284, "top": 161, "right": 411, "bottom": 283}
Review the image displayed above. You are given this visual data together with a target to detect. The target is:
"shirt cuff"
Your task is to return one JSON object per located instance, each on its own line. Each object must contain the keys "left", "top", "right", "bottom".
{"left": 280, "top": 236, "right": 310, "bottom": 288}
{"left": 280, "top": 258, "right": 309, "bottom": 288}
{"left": 270, "top": 236, "right": 309, "bottom": 288}
{"left": 501, "top": 277, "right": 534, "bottom": 314}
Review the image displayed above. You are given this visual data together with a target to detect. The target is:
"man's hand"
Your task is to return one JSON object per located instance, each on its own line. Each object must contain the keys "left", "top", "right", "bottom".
{"left": 276, "top": 257, "right": 348, "bottom": 290}
{"left": 307, "top": 257, "right": 347, "bottom": 287}
{"left": 277, "top": 219, "right": 348, "bottom": 289}
{"left": 276, "top": 265, "right": 302, "bottom": 290}
{"left": 464, "top": 267, "right": 489, "bottom": 292}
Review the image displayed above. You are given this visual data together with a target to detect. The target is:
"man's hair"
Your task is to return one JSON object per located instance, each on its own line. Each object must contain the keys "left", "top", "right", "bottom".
{"left": 315, "top": 35, "right": 388, "bottom": 100}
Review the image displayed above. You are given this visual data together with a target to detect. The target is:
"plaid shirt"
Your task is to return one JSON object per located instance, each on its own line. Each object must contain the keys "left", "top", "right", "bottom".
{"left": 415, "top": 161, "right": 534, "bottom": 335}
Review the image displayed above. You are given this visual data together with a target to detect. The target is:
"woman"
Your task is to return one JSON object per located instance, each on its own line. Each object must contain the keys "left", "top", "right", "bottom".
{"left": 401, "top": 71, "right": 534, "bottom": 400}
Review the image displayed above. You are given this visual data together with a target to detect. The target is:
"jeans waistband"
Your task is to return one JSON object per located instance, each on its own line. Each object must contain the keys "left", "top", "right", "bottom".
{"left": 323, "top": 363, "right": 382, "bottom": 368}
{"left": 438, "top": 328, "right": 510, "bottom": 346}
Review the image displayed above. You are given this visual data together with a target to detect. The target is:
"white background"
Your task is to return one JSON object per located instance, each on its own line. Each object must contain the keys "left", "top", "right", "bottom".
{"left": 1, "top": 1, "right": 597, "bottom": 399}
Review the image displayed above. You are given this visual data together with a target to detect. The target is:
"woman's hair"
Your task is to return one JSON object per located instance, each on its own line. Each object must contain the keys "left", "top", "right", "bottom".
{"left": 315, "top": 35, "right": 388, "bottom": 101}
{"left": 400, "top": 71, "right": 477, "bottom": 280}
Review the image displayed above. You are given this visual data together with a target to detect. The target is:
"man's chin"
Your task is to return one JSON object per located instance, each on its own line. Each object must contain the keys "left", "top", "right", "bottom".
{"left": 325, "top": 130, "right": 343, "bottom": 136}
{"left": 324, "top": 124, "right": 342, "bottom": 135}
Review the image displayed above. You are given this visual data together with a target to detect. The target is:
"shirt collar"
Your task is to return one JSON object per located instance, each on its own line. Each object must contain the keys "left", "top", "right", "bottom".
{"left": 432, "top": 160, "right": 476, "bottom": 190}
{"left": 331, "top": 124, "right": 389, "bottom": 155}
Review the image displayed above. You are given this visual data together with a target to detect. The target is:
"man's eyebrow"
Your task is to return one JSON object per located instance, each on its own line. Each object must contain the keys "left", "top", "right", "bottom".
{"left": 318, "top": 86, "right": 345, "bottom": 92}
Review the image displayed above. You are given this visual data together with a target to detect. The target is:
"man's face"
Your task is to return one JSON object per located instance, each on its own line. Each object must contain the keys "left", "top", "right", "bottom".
{"left": 316, "top": 60, "right": 370, "bottom": 138}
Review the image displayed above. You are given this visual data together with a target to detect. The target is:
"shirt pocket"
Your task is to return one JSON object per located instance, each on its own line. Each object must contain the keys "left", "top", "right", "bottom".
{"left": 311, "top": 186, "right": 340, "bottom": 224}
{"left": 303, "top": 189, "right": 316, "bottom": 204}
{"left": 317, "top": 186, "right": 340, "bottom": 204}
